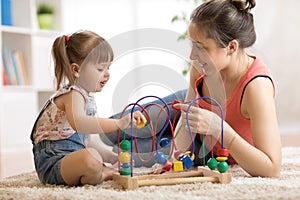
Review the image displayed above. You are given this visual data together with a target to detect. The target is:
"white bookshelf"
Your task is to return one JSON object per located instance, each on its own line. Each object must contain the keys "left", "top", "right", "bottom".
{"left": 0, "top": 0, "right": 62, "bottom": 178}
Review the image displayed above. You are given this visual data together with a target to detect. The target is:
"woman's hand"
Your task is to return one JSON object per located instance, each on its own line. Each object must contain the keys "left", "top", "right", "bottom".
{"left": 117, "top": 110, "right": 147, "bottom": 130}
{"left": 173, "top": 103, "right": 222, "bottom": 139}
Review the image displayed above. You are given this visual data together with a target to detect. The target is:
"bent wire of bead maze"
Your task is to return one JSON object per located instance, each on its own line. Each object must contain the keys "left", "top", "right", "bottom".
{"left": 113, "top": 95, "right": 232, "bottom": 190}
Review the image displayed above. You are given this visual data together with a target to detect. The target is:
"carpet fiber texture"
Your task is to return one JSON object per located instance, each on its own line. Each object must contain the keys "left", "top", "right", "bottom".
{"left": 0, "top": 147, "right": 300, "bottom": 200}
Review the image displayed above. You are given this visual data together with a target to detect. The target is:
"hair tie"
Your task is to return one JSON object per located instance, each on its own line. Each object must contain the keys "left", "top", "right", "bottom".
{"left": 65, "top": 35, "right": 70, "bottom": 42}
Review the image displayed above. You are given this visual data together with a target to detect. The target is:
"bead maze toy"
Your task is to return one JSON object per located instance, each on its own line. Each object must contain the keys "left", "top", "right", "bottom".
{"left": 113, "top": 95, "right": 232, "bottom": 190}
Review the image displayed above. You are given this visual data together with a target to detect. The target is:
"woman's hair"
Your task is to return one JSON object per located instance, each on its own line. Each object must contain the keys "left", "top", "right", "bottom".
{"left": 190, "top": 0, "right": 256, "bottom": 48}
{"left": 51, "top": 30, "right": 114, "bottom": 90}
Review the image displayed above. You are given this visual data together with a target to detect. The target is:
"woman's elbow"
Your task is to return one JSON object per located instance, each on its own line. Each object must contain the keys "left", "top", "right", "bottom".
{"left": 252, "top": 162, "right": 281, "bottom": 178}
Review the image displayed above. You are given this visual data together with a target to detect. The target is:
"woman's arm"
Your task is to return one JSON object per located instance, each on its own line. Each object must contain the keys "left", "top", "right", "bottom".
{"left": 62, "top": 91, "right": 146, "bottom": 134}
{"left": 228, "top": 77, "right": 282, "bottom": 177}
{"left": 174, "top": 77, "right": 281, "bottom": 177}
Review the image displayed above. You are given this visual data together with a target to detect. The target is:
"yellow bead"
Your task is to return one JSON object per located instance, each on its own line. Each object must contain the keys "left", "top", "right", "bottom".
{"left": 118, "top": 152, "right": 131, "bottom": 163}
{"left": 137, "top": 115, "right": 147, "bottom": 128}
{"left": 184, "top": 151, "right": 195, "bottom": 161}
{"left": 216, "top": 156, "right": 228, "bottom": 162}
{"left": 173, "top": 161, "right": 184, "bottom": 172}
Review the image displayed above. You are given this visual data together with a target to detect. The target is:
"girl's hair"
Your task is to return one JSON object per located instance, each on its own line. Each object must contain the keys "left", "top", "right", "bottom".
{"left": 51, "top": 30, "right": 114, "bottom": 90}
{"left": 190, "top": 0, "right": 256, "bottom": 48}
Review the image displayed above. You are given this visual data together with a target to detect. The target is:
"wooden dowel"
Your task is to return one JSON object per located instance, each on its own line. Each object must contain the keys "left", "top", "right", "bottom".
{"left": 138, "top": 176, "right": 219, "bottom": 187}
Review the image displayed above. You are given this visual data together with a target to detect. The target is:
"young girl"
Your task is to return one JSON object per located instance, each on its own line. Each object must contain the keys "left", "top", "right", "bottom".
{"left": 173, "top": 0, "right": 281, "bottom": 177}
{"left": 30, "top": 30, "right": 146, "bottom": 186}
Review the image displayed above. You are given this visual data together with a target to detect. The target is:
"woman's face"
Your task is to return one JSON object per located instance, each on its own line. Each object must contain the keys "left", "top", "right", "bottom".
{"left": 76, "top": 62, "right": 111, "bottom": 93}
{"left": 188, "top": 22, "right": 229, "bottom": 76}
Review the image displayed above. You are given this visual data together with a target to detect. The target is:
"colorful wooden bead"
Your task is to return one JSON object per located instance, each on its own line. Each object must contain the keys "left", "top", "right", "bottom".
{"left": 120, "top": 140, "right": 131, "bottom": 151}
{"left": 172, "top": 99, "right": 182, "bottom": 111}
{"left": 184, "top": 151, "right": 195, "bottom": 161}
{"left": 137, "top": 115, "right": 147, "bottom": 128}
{"left": 218, "top": 148, "right": 229, "bottom": 157}
{"left": 118, "top": 152, "right": 131, "bottom": 163}
{"left": 181, "top": 155, "right": 194, "bottom": 169}
{"left": 162, "top": 159, "right": 173, "bottom": 171}
{"left": 120, "top": 167, "right": 131, "bottom": 176}
{"left": 217, "top": 161, "right": 228, "bottom": 173}
{"left": 159, "top": 137, "right": 171, "bottom": 148}
{"left": 121, "top": 163, "right": 131, "bottom": 168}
{"left": 216, "top": 156, "right": 228, "bottom": 162}
{"left": 154, "top": 152, "right": 167, "bottom": 165}
{"left": 207, "top": 158, "right": 218, "bottom": 170}
{"left": 173, "top": 161, "right": 184, "bottom": 172}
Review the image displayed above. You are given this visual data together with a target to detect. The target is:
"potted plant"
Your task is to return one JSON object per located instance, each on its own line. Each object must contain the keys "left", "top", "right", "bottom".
{"left": 37, "top": 3, "right": 54, "bottom": 30}
{"left": 171, "top": 0, "right": 203, "bottom": 75}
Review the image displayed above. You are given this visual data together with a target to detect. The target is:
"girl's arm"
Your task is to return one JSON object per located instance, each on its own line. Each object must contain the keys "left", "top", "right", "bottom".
{"left": 227, "top": 77, "right": 281, "bottom": 177}
{"left": 62, "top": 90, "right": 146, "bottom": 134}
{"left": 87, "top": 137, "right": 118, "bottom": 164}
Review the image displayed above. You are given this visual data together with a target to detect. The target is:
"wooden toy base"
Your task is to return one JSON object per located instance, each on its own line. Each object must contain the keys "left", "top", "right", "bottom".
{"left": 113, "top": 166, "right": 232, "bottom": 190}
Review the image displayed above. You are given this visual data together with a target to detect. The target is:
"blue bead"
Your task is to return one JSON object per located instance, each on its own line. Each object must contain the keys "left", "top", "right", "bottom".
{"left": 159, "top": 138, "right": 171, "bottom": 148}
{"left": 121, "top": 163, "right": 131, "bottom": 168}
{"left": 154, "top": 152, "right": 167, "bottom": 164}
{"left": 182, "top": 155, "right": 194, "bottom": 169}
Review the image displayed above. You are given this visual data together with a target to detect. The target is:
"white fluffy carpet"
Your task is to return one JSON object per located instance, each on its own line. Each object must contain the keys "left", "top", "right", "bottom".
{"left": 0, "top": 147, "right": 300, "bottom": 200}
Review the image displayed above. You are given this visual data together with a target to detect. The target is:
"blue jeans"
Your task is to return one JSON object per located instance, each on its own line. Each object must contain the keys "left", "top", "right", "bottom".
{"left": 99, "top": 89, "right": 188, "bottom": 167}
{"left": 32, "top": 133, "right": 89, "bottom": 185}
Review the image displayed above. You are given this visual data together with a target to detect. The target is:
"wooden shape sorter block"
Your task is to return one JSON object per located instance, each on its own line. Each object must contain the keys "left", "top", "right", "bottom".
{"left": 113, "top": 166, "right": 232, "bottom": 190}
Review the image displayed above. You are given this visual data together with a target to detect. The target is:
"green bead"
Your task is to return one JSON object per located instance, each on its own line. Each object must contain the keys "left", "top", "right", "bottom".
{"left": 217, "top": 161, "right": 228, "bottom": 173}
{"left": 120, "top": 167, "right": 131, "bottom": 176}
{"left": 120, "top": 140, "right": 131, "bottom": 151}
{"left": 207, "top": 158, "right": 218, "bottom": 170}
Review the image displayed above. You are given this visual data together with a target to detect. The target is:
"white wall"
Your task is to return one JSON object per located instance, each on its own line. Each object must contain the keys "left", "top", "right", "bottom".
{"left": 253, "top": 0, "right": 300, "bottom": 134}
{"left": 60, "top": 0, "right": 300, "bottom": 135}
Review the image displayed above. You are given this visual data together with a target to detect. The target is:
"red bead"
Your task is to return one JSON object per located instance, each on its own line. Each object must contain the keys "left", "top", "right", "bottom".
{"left": 218, "top": 148, "right": 229, "bottom": 157}
{"left": 172, "top": 100, "right": 182, "bottom": 111}
{"left": 162, "top": 159, "right": 173, "bottom": 171}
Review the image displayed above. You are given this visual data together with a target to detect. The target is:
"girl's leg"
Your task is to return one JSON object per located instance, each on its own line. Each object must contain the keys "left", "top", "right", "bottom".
{"left": 60, "top": 148, "right": 116, "bottom": 186}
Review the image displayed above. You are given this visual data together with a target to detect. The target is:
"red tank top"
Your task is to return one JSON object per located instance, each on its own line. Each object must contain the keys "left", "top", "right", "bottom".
{"left": 194, "top": 57, "right": 274, "bottom": 164}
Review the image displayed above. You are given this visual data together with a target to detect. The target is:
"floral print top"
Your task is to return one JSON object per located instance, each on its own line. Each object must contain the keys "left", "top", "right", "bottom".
{"left": 31, "top": 85, "right": 97, "bottom": 144}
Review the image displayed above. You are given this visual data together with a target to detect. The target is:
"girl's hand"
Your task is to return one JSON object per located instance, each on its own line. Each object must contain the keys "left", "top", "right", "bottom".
{"left": 117, "top": 111, "right": 147, "bottom": 130}
{"left": 173, "top": 103, "right": 222, "bottom": 139}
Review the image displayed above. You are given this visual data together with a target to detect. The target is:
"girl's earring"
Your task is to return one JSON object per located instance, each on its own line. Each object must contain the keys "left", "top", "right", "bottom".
{"left": 74, "top": 72, "right": 80, "bottom": 78}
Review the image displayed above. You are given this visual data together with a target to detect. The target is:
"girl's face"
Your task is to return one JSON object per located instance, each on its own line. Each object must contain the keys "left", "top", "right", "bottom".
{"left": 76, "top": 62, "right": 111, "bottom": 93}
{"left": 188, "top": 22, "right": 229, "bottom": 76}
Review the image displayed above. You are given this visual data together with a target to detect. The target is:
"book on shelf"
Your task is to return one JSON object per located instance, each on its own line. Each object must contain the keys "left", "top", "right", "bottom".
{"left": 2, "top": 68, "right": 9, "bottom": 85}
{"left": 1, "top": 0, "right": 13, "bottom": 26}
{"left": 2, "top": 49, "right": 27, "bottom": 86}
